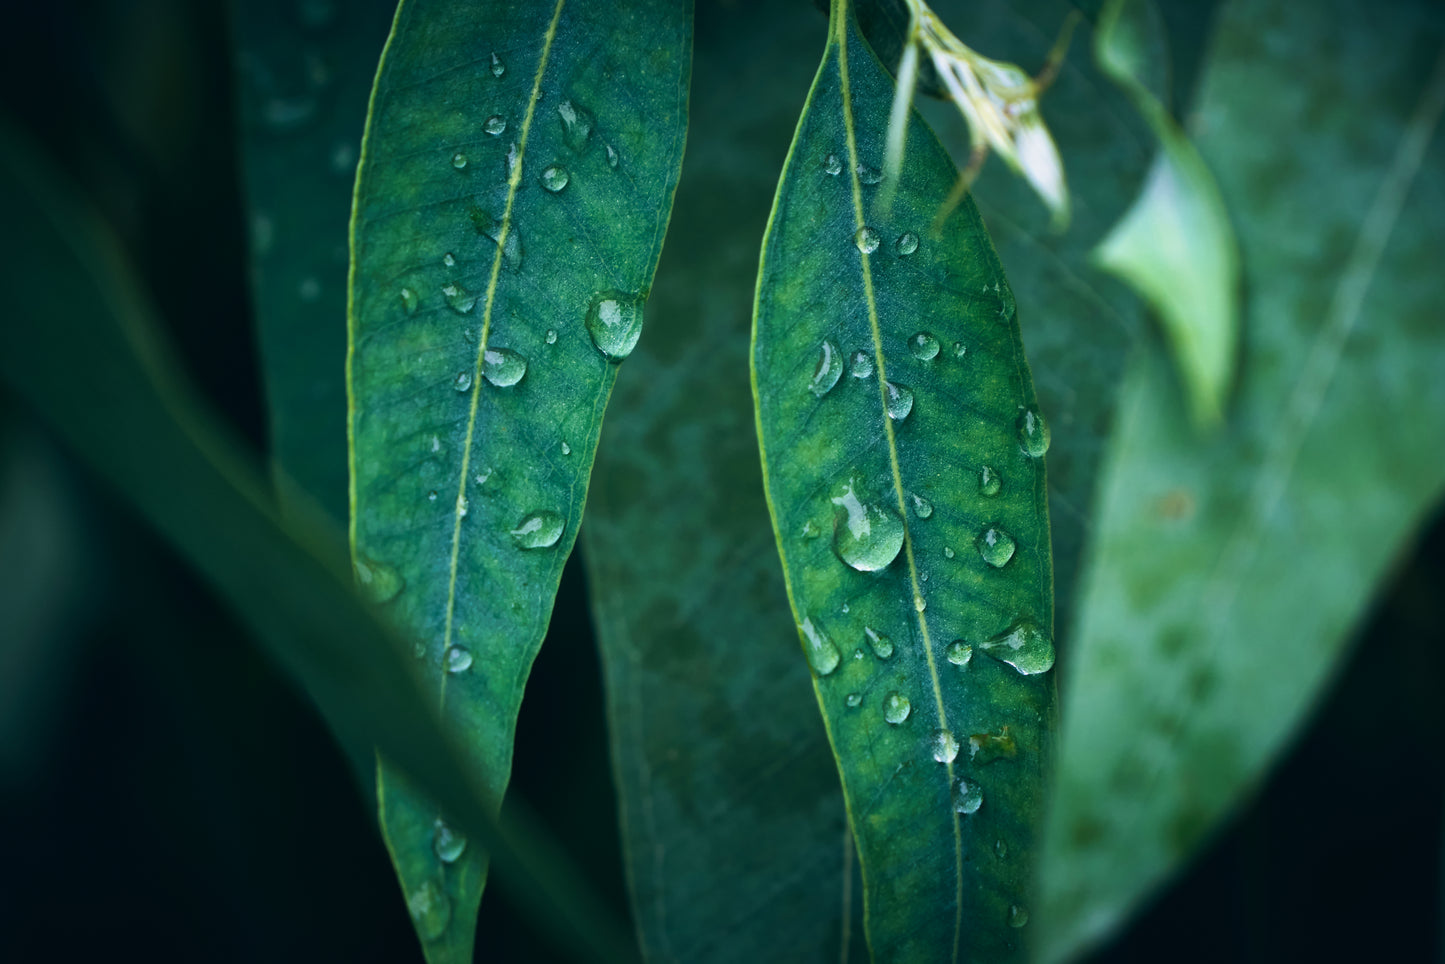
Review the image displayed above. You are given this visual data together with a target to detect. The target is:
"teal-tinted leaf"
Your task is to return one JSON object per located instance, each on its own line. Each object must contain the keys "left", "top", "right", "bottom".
{"left": 0, "top": 122, "right": 637, "bottom": 964}
{"left": 1040, "top": 1, "right": 1445, "bottom": 958}
{"left": 752, "top": 2, "right": 1055, "bottom": 960}
{"left": 233, "top": 0, "right": 397, "bottom": 520}
{"left": 584, "top": 1, "right": 868, "bottom": 960}
{"left": 1091, "top": 0, "right": 1240, "bottom": 427}
{"left": 346, "top": 1, "right": 690, "bottom": 957}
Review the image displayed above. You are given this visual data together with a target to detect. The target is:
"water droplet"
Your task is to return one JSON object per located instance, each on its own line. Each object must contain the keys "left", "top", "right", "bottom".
{"left": 885, "top": 382, "right": 913, "bottom": 421}
{"left": 863, "top": 626, "right": 894, "bottom": 659}
{"left": 856, "top": 163, "right": 882, "bottom": 185}
{"left": 1018, "top": 407, "right": 1051, "bottom": 458}
{"left": 489, "top": 52, "right": 505, "bottom": 78}
{"left": 980, "top": 465, "right": 1002, "bottom": 497}
{"left": 540, "top": 164, "right": 569, "bottom": 193}
{"left": 511, "top": 510, "right": 565, "bottom": 549}
{"left": 824, "top": 153, "right": 842, "bottom": 175}
{"left": 809, "top": 339, "right": 844, "bottom": 397}
{"left": 883, "top": 692, "right": 911, "bottom": 724}
{"left": 452, "top": 152, "right": 468, "bottom": 169}
{"left": 545, "top": 329, "right": 557, "bottom": 344}
{"left": 849, "top": 350, "right": 873, "bottom": 378}
{"left": 484, "top": 114, "right": 506, "bottom": 136}
{"left": 914, "top": 595, "right": 927, "bottom": 613}
{"left": 800, "top": 519, "right": 819, "bottom": 539}
{"left": 980, "top": 620, "right": 1055, "bottom": 675}
{"left": 557, "top": 99, "right": 595, "bottom": 152}
{"left": 433, "top": 818, "right": 467, "bottom": 863}
{"left": 400, "top": 287, "right": 419, "bottom": 314}
{"left": 442, "top": 252, "right": 456, "bottom": 268}
{"left": 446, "top": 645, "right": 473, "bottom": 673}
{"left": 909, "top": 332, "right": 940, "bottom": 361}
{"left": 442, "top": 282, "right": 476, "bottom": 314}
{"left": 470, "top": 209, "right": 523, "bottom": 269}
{"left": 1008, "top": 905, "right": 1029, "bottom": 929}
{"left": 453, "top": 371, "right": 473, "bottom": 392}
{"left": 586, "top": 292, "right": 645, "bottom": 361}
{"left": 407, "top": 880, "right": 451, "bottom": 942}
{"left": 933, "top": 729, "right": 960, "bottom": 764}
{"left": 840, "top": 601, "right": 850, "bottom": 614}
{"left": 560, "top": 441, "right": 571, "bottom": 455}
{"left": 994, "top": 839, "right": 1009, "bottom": 859}
{"left": 953, "top": 777, "right": 984, "bottom": 814}
{"left": 845, "top": 692, "right": 862, "bottom": 708}
{"left": 909, "top": 493, "right": 933, "bottom": 519}
{"left": 800, "top": 616, "right": 841, "bottom": 676}
{"left": 830, "top": 479, "right": 905, "bottom": 572}
{"left": 506, "top": 142, "right": 520, "bottom": 178}
{"left": 474, "top": 468, "right": 492, "bottom": 486}
{"left": 977, "top": 527, "right": 1016, "bottom": 568}
{"left": 854, "top": 226, "right": 880, "bottom": 254}
{"left": 483, "top": 347, "right": 528, "bottom": 387}
{"left": 896, "top": 231, "right": 919, "bottom": 255}
{"left": 605, "top": 144, "right": 619, "bottom": 168}
{"left": 430, "top": 436, "right": 441, "bottom": 453}
{"left": 969, "top": 726, "right": 1018, "bottom": 764}
{"left": 945, "top": 641, "right": 973, "bottom": 666}
{"left": 944, "top": 546, "right": 955, "bottom": 559}
{"left": 852, "top": 647, "right": 864, "bottom": 659}
{"left": 353, "top": 556, "right": 403, "bottom": 604}
{"left": 456, "top": 495, "right": 469, "bottom": 518}
{"left": 427, "top": 490, "right": 438, "bottom": 502}
{"left": 953, "top": 341, "right": 967, "bottom": 358}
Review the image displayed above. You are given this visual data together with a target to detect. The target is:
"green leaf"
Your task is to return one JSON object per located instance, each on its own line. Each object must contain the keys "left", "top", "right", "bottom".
{"left": 346, "top": 0, "right": 691, "bottom": 957}
{"left": 0, "top": 121, "right": 636, "bottom": 964}
{"left": 233, "top": 0, "right": 397, "bottom": 520}
{"left": 751, "top": 2, "right": 1056, "bottom": 960}
{"left": 583, "top": 1, "right": 868, "bottom": 960}
{"left": 1091, "top": 0, "right": 1240, "bottom": 427}
{"left": 1039, "top": 1, "right": 1445, "bottom": 957}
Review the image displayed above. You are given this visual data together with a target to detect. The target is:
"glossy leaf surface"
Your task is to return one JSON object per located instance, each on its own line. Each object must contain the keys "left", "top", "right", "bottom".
{"left": 752, "top": 3, "right": 1055, "bottom": 960}
{"left": 346, "top": 0, "right": 690, "bottom": 957}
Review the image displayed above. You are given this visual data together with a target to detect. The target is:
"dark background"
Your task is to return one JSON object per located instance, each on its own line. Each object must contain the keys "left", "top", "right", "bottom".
{"left": 0, "top": 2, "right": 1441, "bottom": 961}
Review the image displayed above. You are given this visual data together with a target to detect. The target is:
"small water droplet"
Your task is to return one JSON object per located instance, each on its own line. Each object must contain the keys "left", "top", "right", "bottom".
{"left": 909, "top": 493, "right": 933, "bottom": 519}
{"left": 353, "top": 556, "right": 404, "bottom": 604}
{"left": 560, "top": 441, "right": 571, "bottom": 455}
{"left": 800, "top": 616, "right": 841, "bottom": 676}
{"left": 586, "top": 292, "right": 645, "bottom": 361}
{"left": 953, "top": 777, "right": 984, "bottom": 814}
{"left": 953, "top": 341, "right": 967, "bottom": 358}
{"left": 427, "top": 490, "right": 438, "bottom": 502}
{"left": 453, "top": 371, "right": 473, "bottom": 392}
{"left": 470, "top": 209, "right": 523, "bottom": 269}
{"left": 830, "top": 479, "right": 905, "bottom": 572}
{"left": 452, "top": 152, "right": 468, "bottom": 169}
{"left": 914, "top": 595, "right": 927, "bottom": 613}
{"left": 506, "top": 141, "right": 520, "bottom": 178}
{"left": 442, "top": 282, "right": 476, "bottom": 314}
{"left": 433, "top": 818, "right": 467, "bottom": 863}
{"left": 840, "top": 601, "right": 850, "bottom": 613}
{"left": 400, "top": 287, "right": 419, "bottom": 314}
{"left": 944, "top": 546, "right": 955, "bottom": 559}
{"left": 933, "top": 729, "right": 960, "bottom": 764}
{"left": 800, "top": 519, "right": 819, "bottom": 539}
{"left": 442, "top": 252, "right": 456, "bottom": 268}
{"left": 557, "top": 99, "right": 595, "bottom": 152}
{"left": 849, "top": 350, "right": 873, "bottom": 378}
{"left": 945, "top": 641, "right": 973, "bottom": 666}
{"left": 809, "top": 339, "right": 844, "bottom": 397}
{"left": 446, "top": 646, "right": 472, "bottom": 673}
{"left": 854, "top": 226, "right": 880, "bottom": 254}
{"left": 483, "top": 347, "right": 528, "bottom": 387}
{"left": 824, "top": 153, "right": 842, "bottom": 175}
{"left": 909, "top": 331, "right": 940, "bottom": 361}
{"left": 407, "top": 880, "right": 451, "bottom": 942}
{"left": 994, "top": 839, "right": 1009, "bottom": 859}
{"left": 1018, "top": 407, "right": 1051, "bottom": 458}
{"left": 980, "top": 465, "right": 1002, "bottom": 497}
{"left": 852, "top": 647, "right": 864, "bottom": 659}
{"left": 980, "top": 620, "right": 1055, "bottom": 675}
{"left": 883, "top": 692, "right": 911, "bottom": 724}
{"left": 540, "top": 164, "right": 569, "bottom": 192}
{"left": 456, "top": 495, "right": 469, "bottom": 518}
{"left": 545, "top": 329, "right": 557, "bottom": 344}
{"left": 484, "top": 114, "right": 506, "bottom": 136}
{"left": 863, "top": 626, "right": 894, "bottom": 659}
{"left": 896, "top": 231, "right": 919, "bottom": 255}
{"left": 885, "top": 382, "right": 913, "bottom": 421}
{"left": 856, "top": 163, "right": 882, "bottom": 185}
{"left": 969, "top": 726, "right": 1018, "bottom": 764}
{"left": 977, "top": 527, "right": 1016, "bottom": 568}
{"left": 1008, "top": 905, "right": 1029, "bottom": 929}
{"left": 489, "top": 52, "right": 505, "bottom": 78}
{"left": 845, "top": 692, "right": 862, "bottom": 708}
{"left": 474, "top": 468, "right": 492, "bottom": 486}
{"left": 605, "top": 144, "right": 619, "bottom": 168}
{"left": 430, "top": 435, "right": 441, "bottom": 453}
{"left": 511, "top": 510, "right": 565, "bottom": 549}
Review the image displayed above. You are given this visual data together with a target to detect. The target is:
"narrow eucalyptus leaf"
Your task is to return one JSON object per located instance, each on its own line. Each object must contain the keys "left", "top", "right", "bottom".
{"left": 346, "top": 1, "right": 691, "bottom": 957}
{"left": 752, "top": 2, "right": 1055, "bottom": 960}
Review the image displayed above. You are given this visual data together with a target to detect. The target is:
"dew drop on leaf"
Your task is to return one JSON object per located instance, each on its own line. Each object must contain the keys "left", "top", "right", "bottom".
{"left": 453, "top": 371, "right": 472, "bottom": 392}
{"left": 540, "top": 164, "right": 569, "bottom": 193}
{"left": 1018, "top": 406, "right": 1051, "bottom": 457}
{"left": 1008, "top": 905, "right": 1030, "bottom": 929}
{"left": 407, "top": 880, "right": 451, "bottom": 942}
{"left": 545, "top": 329, "right": 557, "bottom": 344}
{"left": 400, "top": 287, "right": 419, "bottom": 315}
{"left": 863, "top": 626, "right": 894, "bottom": 659}
{"left": 824, "top": 152, "right": 842, "bottom": 175}
{"left": 353, "top": 556, "right": 404, "bottom": 604}
{"left": 483, "top": 347, "right": 527, "bottom": 387}
{"left": 885, "top": 381, "right": 913, "bottom": 421}
{"left": 953, "top": 777, "right": 984, "bottom": 814}
{"left": 845, "top": 692, "right": 862, "bottom": 708}
{"left": 511, "top": 510, "right": 565, "bottom": 549}
{"left": 856, "top": 163, "right": 882, "bottom": 185}
{"left": 445, "top": 645, "right": 472, "bottom": 674}
{"left": 809, "top": 339, "right": 844, "bottom": 397}
{"left": 484, "top": 114, "right": 506, "bottom": 136}
{"left": 585, "top": 291, "right": 645, "bottom": 361}
{"left": 489, "top": 52, "right": 505, "bottom": 78}
{"left": 945, "top": 641, "right": 972, "bottom": 666}
{"left": 849, "top": 349, "right": 873, "bottom": 378}
{"left": 933, "top": 728, "right": 960, "bottom": 764}
{"left": 800, "top": 616, "right": 841, "bottom": 676}
{"left": 979, "top": 620, "right": 1056, "bottom": 675}
{"left": 909, "top": 331, "right": 940, "bottom": 360}
{"left": 980, "top": 465, "right": 1002, "bottom": 497}
{"left": 909, "top": 492, "right": 933, "bottom": 519}
{"left": 977, "top": 526, "right": 1016, "bottom": 568}
{"left": 883, "top": 692, "right": 911, "bottom": 724}
{"left": 557, "top": 99, "right": 595, "bottom": 152}
{"left": 854, "top": 226, "right": 880, "bottom": 254}
{"left": 441, "top": 282, "right": 476, "bottom": 314}
{"left": 830, "top": 479, "right": 905, "bottom": 571}
{"left": 442, "top": 252, "right": 456, "bottom": 267}
{"left": 896, "top": 231, "right": 919, "bottom": 255}
{"left": 452, "top": 152, "right": 468, "bottom": 170}
{"left": 432, "top": 818, "right": 467, "bottom": 863}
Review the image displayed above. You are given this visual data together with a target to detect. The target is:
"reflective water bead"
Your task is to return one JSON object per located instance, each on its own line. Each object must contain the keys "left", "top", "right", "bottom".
{"left": 353, "top": 556, "right": 403, "bottom": 604}
{"left": 979, "top": 465, "right": 1002, "bottom": 497}
{"left": 849, "top": 350, "right": 873, "bottom": 378}
{"left": 863, "top": 626, "right": 894, "bottom": 659}
{"left": 855, "top": 226, "right": 880, "bottom": 254}
{"left": 883, "top": 692, "right": 911, "bottom": 724}
{"left": 909, "top": 332, "right": 940, "bottom": 360}
{"left": 407, "top": 880, "right": 451, "bottom": 942}
{"left": 1018, "top": 406, "right": 1051, "bottom": 457}
{"left": 484, "top": 114, "right": 506, "bottom": 136}
{"left": 909, "top": 493, "right": 933, "bottom": 519}
{"left": 445, "top": 645, "right": 472, "bottom": 673}
{"left": 482, "top": 347, "right": 528, "bottom": 387}
{"left": 585, "top": 292, "right": 645, "bottom": 361}
{"left": 432, "top": 818, "right": 467, "bottom": 863}
{"left": 800, "top": 616, "right": 841, "bottom": 676}
{"left": 979, "top": 620, "right": 1055, "bottom": 675}
{"left": 845, "top": 692, "right": 862, "bottom": 708}
{"left": 545, "top": 329, "right": 558, "bottom": 344}
{"left": 443, "top": 252, "right": 456, "bottom": 267}
{"left": 932, "top": 729, "right": 960, "bottom": 764}
{"left": 885, "top": 382, "right": 913, "bottom": 421}
{"left": 557, "top": 99, "right": 595, "bottom": 152}
{"left": 511, "top": 510, "right": 565, "bottom": 549}
{"left": 830, "top": 479, "right": 905, "bottom": 571}
{"left": 1008, "top": 905, "right": 1029, "bottom": 929}
{"left": 489, "top": 52, "right": 505, "bottom": 77}
{"left": 856, "top": 163, "right": 882, "bottom": 185}
{"left": 953, "top": 777, "right": 984, "bottom": 814}
{"left": 824, "top": 152, "right": 842, "bottom": 175}
{"left": 809, "top": 339, "right": 844, "bottom": 397}
{"left": 896, "top": 231, "right": 919, "bottom": 255}
{"left": 442, "top": 282, "right": 476, "bottom": 314}
{"left": 400, "top": 287, "right": 419, "bottom": 314}
{"left": 977, "top": 527, "right": 1016, "bottom": 568}
{"left": 453, "top": 371, "right": 472, "bottom": 392}
{"left": 452, "top": 152, "right": 468, "bottom": 169}
{"left": 945, "top": 641, "right": 973, "bottom": 666}
{"left": 540, "top": 164, "right": 569, "bottom": 193}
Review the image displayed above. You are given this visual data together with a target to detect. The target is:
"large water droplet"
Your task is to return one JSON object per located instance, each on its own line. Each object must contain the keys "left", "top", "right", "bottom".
{"left": 489, "top": 52, "right": 505, "bottom": 78}
{"left": 400, "top": 287, "right": 419, "bottom": 315}
{"left": 855, "top": 226, "right": 880, "bottom": 254}
{"left": 809, "top": 340, "right": 844, "bottom": 397}
{"left": 849, "top": 350, "right": 873, "bottom": 378}
{"left": 933, "top": 729, "right": 960, "bottom": 763}
{"left": 445, "top": 645, "right": 473, "bottom": 673}
{"left": 979, "top": 621, "right": 1056, "bottom": 675}
{"left": 909, "top": 493, "right": 933, "bottom": 519}
{"left": 885, "top": 382, "right": 914, "bottom": 421}
{"left": 484, "top": 114, "right": 506, "bottom": 136}
{"left": 800, "top": 616, "right": 841, "bottom": 676}
{"left": 442, "top": 282, "right": 476, "bottom": 314}
{"left": 407, "top": 879, "right": 451, "bottom": 942}
{"left": 511, "top": 510, "right": 565, "bottom": 549}
{"left": 483, "top": 347, "right": 528, "bottom": 387}
{"left": 977, "top": 527, "right": 1016, "bottom": 568}
{"left": 945, "top": 640, "right": 973, "bottom": 666}
{"left": 863, "top": 626, "right": 894, "bottom": 659}
{"left": 1018, "top": 407, "right": 1051, "bottom": 458}
{"left": 1008, "top": 905, "right": 1030, "bottom": 929}
{"left": 586, "top": 292, "right": 645, "bottom": 361}
{"left": 830, "top": 479, "right": 905, "bottom": 572}
{"left": 557, "top": 99, "right": 595, "bottom": 152}
{"left": 433, "top": 818, "right": 467, "bottom": 863}
{"left": 540, "top": 164, "right": 569, "bottom": 193}
{"left": 909, "top": 332, "right": 940, "bottom": 360}
{"left": 896, "top": 231, "right": 919, "bottom": 255}
{"left": 953, "top": 777, "right": 984, "bottom": 814}
{"left": 453, "top": 371, "right": 473, "bottom": 392}
{"left": 354, "top": 556, "right": 403, "bottom": 604}
{"left": 824, "top": 153, "right": 842, "bottom": 175}
{"left": 883, "top": 692, "right": 911, "bottom": 724}
{"left": 980, "top": 465, "right": 1002, "bottom": 497}
{"left": 452, "top": 152, "right": 468, "bottom": 170}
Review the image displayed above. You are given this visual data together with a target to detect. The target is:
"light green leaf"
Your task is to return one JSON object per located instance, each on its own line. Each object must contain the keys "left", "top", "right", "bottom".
{"left": 1040, "top": 0, "right": 1445, "bottom": 958}
{"left": 752, "top": 2, "right": 1056, "bottom": 960}
{"left": 1091, "top": 0, "right": 1240, "bottom": 427}
{"left": 584, "top": 1, "right": 868, "bottom": 960}
{"left": 346, "top": 0, "right": 690, "bottom": 957}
